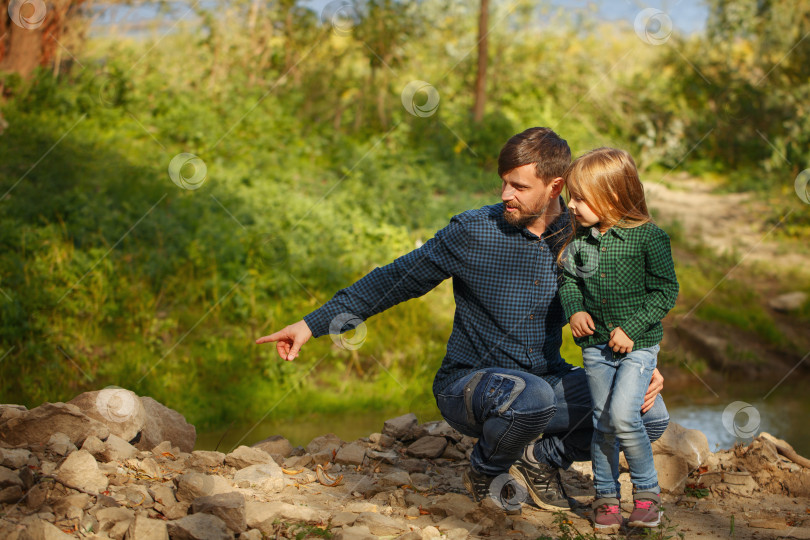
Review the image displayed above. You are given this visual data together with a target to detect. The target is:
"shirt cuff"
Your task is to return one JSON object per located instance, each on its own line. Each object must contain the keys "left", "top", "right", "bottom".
{"left": 560, "top": 298, "right": 585, "bottom": 322}
{"left": 619, "top": 313, "right": 650, "bottom": 342}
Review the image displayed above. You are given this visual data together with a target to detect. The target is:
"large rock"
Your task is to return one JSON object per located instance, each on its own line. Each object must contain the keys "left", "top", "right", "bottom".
{"left": 232, "top": 463, "right": 285, "bottom": 493}
{"left": 174, "top": 473, "right": 233, "bottom": 502}
{"left": 651, "top": 422, "right": 710, "bottom": 471}
{"left": 166, "top": 513, "right": 232, "bottom": 540}
{"left": 191, "top": 492, "right": 246, "bottom": 533}
{"left": 382, "top": 413, "right": 417, "bottom": 440}
{"left": 335, "top": 442, "right": 366, "bottom": 466}
{"left": 135, "top": 397, "right": 196, "bottom": 453}
{"left": 0, "top": 402, "right": 110, "bottom": 447}
{"left": 251, "top": 435, "right": 293, "bottom": 458}
{"left": 55, "top": 450, "right": 108, "bottom": 494}
{"left": 406, "top": 436, "right": 447, "bottom": 459}
{"left": 187, "top": 451, "right": 225, "bottom": 470}
{"left": 126, "top": 515, "right": 169, "bottom": 540}
{"left": 223, "top": 446, "right": 273, "bottom": 469}
{"left": 246, "top": 501, "right": 325, "bottom": 532}
{"left": 67, "top": 388, "right": 146, "bottom": 442}
{"left": 654, "top": 453, "right": 690, "bottom": 494}
{"left": 305, "top": 433, "right": 344, "bottom": 455}
{"left": 18, "top": 519, "right": 74, "bottom": 540}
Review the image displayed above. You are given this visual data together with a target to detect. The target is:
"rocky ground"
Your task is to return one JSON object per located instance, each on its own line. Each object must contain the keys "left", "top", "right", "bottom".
{"left": 2, "top": 389, "right": 810, "bottom": 540}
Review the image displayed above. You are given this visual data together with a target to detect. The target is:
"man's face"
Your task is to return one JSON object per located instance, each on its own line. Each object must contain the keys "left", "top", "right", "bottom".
{"left": 501, "top": 163, "right": 559, "bottom": 229}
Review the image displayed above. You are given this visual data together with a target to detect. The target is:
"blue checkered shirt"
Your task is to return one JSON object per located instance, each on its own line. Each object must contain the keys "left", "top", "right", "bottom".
{"left": 303, "top": 202, "right": 575, "bottom": 396}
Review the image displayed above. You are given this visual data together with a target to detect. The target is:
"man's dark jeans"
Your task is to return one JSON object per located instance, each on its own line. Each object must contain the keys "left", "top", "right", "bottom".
{"left": 436, "top": 366, "right": 669, "bottom": 476}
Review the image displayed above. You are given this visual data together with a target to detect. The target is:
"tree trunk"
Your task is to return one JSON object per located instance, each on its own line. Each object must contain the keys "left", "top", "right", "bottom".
{"left": 472, "top": 0, "right": 489, "bottom": 123}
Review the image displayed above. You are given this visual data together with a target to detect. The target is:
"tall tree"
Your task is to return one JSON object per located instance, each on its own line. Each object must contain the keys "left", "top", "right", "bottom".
{"left": 472, "top": 0, "right": 489, "bottom": 123}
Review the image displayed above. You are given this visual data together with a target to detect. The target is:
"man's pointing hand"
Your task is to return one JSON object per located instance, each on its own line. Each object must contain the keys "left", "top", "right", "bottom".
{"left": 256, "top": 320, "right": 313, "bottom": 361}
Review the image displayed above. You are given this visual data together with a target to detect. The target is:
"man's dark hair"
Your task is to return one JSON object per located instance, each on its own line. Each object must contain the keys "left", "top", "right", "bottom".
{"left": 497, "top": 127, "right": 572, "bottom": 184}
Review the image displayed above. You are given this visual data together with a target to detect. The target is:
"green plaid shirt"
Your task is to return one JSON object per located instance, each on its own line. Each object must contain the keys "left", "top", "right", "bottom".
{"left": 558, "top": 222, "right": 679, "bottom": 350}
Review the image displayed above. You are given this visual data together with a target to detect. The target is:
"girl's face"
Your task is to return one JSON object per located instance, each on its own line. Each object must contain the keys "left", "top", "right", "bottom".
{"left": 567, "top": 192, "right": 601, "bottom": 229}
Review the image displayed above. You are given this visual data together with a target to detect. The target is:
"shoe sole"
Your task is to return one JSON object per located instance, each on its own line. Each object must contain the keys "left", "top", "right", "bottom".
{"left": 508, "top": 464, "right": 571, "bottom": 512}
{"left": 594, "top": 523, "right": 622, "bottom": 533}
{"left": 627, "top": 512, "right": 663, "bottom": 528}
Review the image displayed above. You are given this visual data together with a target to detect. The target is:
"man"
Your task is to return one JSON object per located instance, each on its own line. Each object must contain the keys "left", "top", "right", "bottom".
{"left": 256, "top": 127, "right": 668, "bottom": 512}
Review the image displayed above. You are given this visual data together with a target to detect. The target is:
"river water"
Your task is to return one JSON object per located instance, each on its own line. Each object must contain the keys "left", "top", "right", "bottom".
{"left": 197, "top": 378, "right": 809, "bottom": 457}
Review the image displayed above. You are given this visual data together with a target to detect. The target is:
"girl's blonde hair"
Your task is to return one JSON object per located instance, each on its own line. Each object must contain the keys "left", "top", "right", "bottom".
{"left": 558, "top": 148, "right": 652, "bottom": 265}
{"left": 564, "top": 147, "right": 652, "bottom": 230}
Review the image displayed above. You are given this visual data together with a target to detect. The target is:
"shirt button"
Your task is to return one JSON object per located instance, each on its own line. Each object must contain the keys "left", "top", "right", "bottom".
{"left": 534, "top": 280, "right": 540, "bottom": 285}
{"left": 600, "top": 273, "right": 606, "bottom": 278}
{"left": 601, "top": 247, "right": 607, "bottom": 252}
{"left": 529, "top": 348, "right": 533, "bottom": 353}
{"left": 529, "top": 314, "right": 534, "bottom": 319}
{"left": 539, "top": 246, "right": 545, "bottom": 251}
{"left": 608, "top": 323, "right": 614, "bottom": 328}
{"left": 602, "top": 299, "right": 607, "bottom": 304}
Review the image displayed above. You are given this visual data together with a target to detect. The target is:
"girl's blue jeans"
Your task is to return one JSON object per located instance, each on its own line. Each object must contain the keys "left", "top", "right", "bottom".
{"left": 435, "top": 364, "right": 669, "bottom": 477}
{"left": 583, "top": 343, "right": 661, "bottom": 498}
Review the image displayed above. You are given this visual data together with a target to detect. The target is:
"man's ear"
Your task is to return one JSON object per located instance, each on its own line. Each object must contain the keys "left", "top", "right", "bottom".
{"left": 549, "top": 177, "right": 565, "bottom": 197}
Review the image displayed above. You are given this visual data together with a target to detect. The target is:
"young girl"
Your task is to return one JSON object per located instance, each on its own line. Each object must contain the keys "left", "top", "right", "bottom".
{"left": 557, "top": 148, "right": 679, "bottom": 531}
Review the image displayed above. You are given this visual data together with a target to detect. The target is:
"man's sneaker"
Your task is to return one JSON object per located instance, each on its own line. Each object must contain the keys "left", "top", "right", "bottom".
{"left": 462, "top": 466, "right": 523, "bottom": 515}
{"left": 508, "top": 458, "right": 572, "bottom": 511}
{"left": 592, "top": 497, "right": 623, "bottom": 533}
{"left": 627, "top": 492, "right": 662, "bottom": 528}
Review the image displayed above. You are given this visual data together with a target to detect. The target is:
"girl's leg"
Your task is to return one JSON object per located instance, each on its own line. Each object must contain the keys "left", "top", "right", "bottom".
{"left": 582, "top": 344, "right": 621, "bottom": 499}
{"left": 610, "top": 345, "right": 660, "bottom": 494}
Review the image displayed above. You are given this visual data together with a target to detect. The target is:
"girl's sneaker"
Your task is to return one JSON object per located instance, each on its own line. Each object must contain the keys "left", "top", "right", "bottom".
{"left": 592, "top": 497, "right": 623, "bottom": 532}
{"left": 627, "top": 492, "right": 662, "bottom": 528}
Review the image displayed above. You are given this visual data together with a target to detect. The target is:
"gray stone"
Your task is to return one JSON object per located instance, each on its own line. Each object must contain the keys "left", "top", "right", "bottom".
{"left": 0, "top": 404, "right": 27, "bottom": 422}
{"left": 406, "top": 436, "right": 447, "bottom": 459}
{"left": 334, "top": 525, "right": 376, "bottom": 540}
{"left": 18, "top": 519, "right": 74, "bottom": 540}
{"left": 435, "top": 516, "right": 479, "bottom": 533}
{"left": 81, "top": 435, "right": 106, "bottom": 458}
{"left": 368, "top": 433, "right": 395, "bottom": 447}
{"left": 149, "top": 484, "right": 178, "bottom": 506}
{"left": 188, "top": 451, "right": 226, "bottom": 470}
{"left": 238, "top": 531, "right": 262, "bottom": 540}
{"left": 366, "top": 449, "right": 399, "bottom": 464}
{"left": 133, "top": 456, "right": 162, "bottom": 479}
{"left": 768, "top": 291, "right": 808, "bottom": 312}
{"left": 0, "top": 448, "right": 32, "bottom": 469}
{"left": 119, "top": 484, "right": 153, "bottom": 508}
{"left": 126, "top": 514, "right": 169, "bottom": 540}
{"left": 335, "top": 442, "right": 366, "bottom": 466}
{"left": 247, "top": 501, "right": 324, "bottom": 533}
{"left": 306, "top": 433, "right": 344, "bottom": 455}
{"left": 0, "top": 466, "right": 22, "bottom": 488}
{"left": 0, "top": 402, "right": 110, "bottom": 447}
{"left": 56, "top": 450, "right": 108, "bottom": 494}
{"left": 67, "top": 388, "right": 146, "bottom": 442}
{"left": 45, "top": 432, "right": 75, "bottom": 456}
{"left": 331, "top": 511, "right": 358, "bottom": 527}
{"left": 654, "top": 453, "right": 690, "bottom": 494}
{"left": 0, "top": 485, "right": 23, "bottom": 504}
{"left": 382, "top": 413, "right": 418, "bottom": 440}
{"left": 101, "top": 434, "right": 138, "bottom": 462}
{"left": 411, "top": 421, "right": 462, "bottom": 442}
{"left": 355, "top": 512, "right": 408, "bottom": 536}
{"left": 52, "top": 493, "right": 91, "bottom": 518}
{"left": 440, "top": 445, "right": 466, "bottom": 461}
{"left": 174, "top": 472, "right": 233, "bottom": 502}
{"left": 409, "top": 473, "right": 433, "bottom": 491}
{"left": 224, "top": 446, "right": 273, "bottom": 469}
{"left": 251, "top": 435, "right": 293, "bottom": 458}
{"left": 381, "top": 470, "right": 411, "bottom": 487}
{"left": 97, "top": 507, "right": 136, "bottom": 536}
{"left": 135, "top": 396, "right": 196, "bottom": 453}
{"left": 232, "top": 463, "right": 285, "bottom": 494}
{"left": 421, "top": 526, "right": 442, "bottom": 539}
{"left": 192, "top": 492, "right": 246, "bottom": 533}
{"left": 167, "top": 513, "right": 232, "bottom": 540}
{"left": 426, "top": 493, "right": 477, "bottom": 519}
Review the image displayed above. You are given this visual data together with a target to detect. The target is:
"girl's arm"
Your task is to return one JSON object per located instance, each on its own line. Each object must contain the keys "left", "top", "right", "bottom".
{"left": 620, "top": 227, "right": 679, "bottom": 341}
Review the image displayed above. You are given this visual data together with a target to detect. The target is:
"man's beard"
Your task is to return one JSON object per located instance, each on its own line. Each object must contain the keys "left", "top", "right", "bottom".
{"left": 503, "top": 199, "right": 551, "bottom": 229}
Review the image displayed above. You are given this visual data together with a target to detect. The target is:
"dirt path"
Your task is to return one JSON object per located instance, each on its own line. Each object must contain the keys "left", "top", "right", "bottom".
{"left": 645, "top": 173, "right": 809, "bottom": 274}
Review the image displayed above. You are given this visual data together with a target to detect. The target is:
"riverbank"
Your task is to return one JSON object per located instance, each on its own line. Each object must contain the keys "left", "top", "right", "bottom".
{"left": 2, "top": 389, "right": 810, "bottom": 539}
